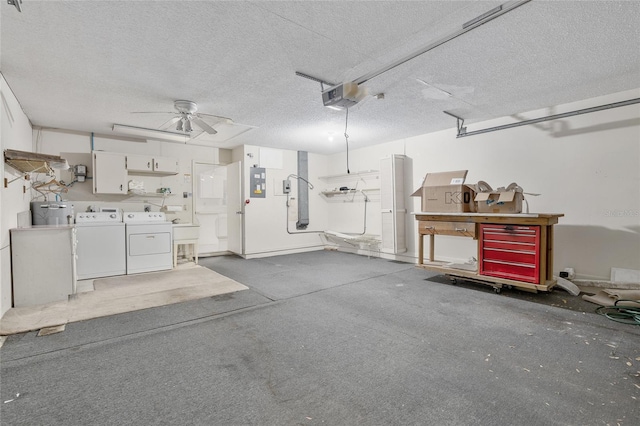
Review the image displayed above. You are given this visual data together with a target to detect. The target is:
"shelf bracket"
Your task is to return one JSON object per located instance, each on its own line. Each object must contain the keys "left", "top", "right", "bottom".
{"left": 4, "top": 173, "right": 30, "bottom": 188}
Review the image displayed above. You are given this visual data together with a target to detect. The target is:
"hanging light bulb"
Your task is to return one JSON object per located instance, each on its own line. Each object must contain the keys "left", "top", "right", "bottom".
{"left": 184, "top": 119, "right": 193, "bottom": 133}
{"left": 176, "top": 118, "right": 184, "bottom": 131}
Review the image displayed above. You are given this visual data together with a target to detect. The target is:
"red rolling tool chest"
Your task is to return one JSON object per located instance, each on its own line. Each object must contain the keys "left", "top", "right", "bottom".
{"left": 479, "top": 224, "right": 541, "bottom": 284}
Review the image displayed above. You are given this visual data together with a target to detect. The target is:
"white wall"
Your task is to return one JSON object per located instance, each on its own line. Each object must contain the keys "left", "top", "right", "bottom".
{"left": 329, "top": 89, "right": 640, "bottom": 281}
{"left": 1, "top": 74, "right": 35, "bottom": 316}
{"left": 240, "top": 145, "right": 329, "bottom": 258}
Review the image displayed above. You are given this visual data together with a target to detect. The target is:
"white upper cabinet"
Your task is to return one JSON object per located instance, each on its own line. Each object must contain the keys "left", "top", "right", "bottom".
{"left": 93, "top": 151, "right": 179, "bottom": 194}
{"left": 93, "top": 151, "right": 128, "bottom": 194}
{"left": 152, "top": 156, "right": 179, "bottom": 174}
{"left": 126, "top": 154, "right": 153, "bottom": 172}
{"left": 126, "top": 154, "right": 178, "bottom": 175}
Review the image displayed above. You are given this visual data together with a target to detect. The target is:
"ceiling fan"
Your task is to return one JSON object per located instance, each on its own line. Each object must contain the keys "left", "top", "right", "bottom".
{"left": 133, "top": 100, "right": 233, "bottom": 135}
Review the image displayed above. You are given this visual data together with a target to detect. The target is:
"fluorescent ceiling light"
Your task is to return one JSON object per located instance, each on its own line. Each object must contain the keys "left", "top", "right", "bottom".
{"left": 8, "top": 0, "right": 22, "bottom": 13}
{"left": 112, "top": 124, "right": 190, "bottom": 142}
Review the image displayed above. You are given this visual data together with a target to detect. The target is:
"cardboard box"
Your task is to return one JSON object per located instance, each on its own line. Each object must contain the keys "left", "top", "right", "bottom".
{"left": 411, "top": 170, "right": 476, "bottom": 213}
{"left": 474, "top": 183, "right": 523, "bottom": 213}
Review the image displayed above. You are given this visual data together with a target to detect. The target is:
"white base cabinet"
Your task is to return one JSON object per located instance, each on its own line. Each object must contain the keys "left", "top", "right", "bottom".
{"left": 11, "top": 226, "right": 77, "bottom": 307}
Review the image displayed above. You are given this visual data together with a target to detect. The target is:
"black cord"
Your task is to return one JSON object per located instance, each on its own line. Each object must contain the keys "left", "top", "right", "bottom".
{"left": 344, "top": 108, "right": 350, "bottom": 174}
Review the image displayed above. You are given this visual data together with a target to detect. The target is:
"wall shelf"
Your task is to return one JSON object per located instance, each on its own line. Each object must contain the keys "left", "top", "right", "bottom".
{"left": 319, "top": 188, "right": 378, "bottom": 202}
{"left": 127, "top": 191, "right": 175, "bottom": 198}
{"left": 318, "top": 170, "right": 381, "bottom": 200}
{"left": 3, "top": 149, "right": 68, "bottom": 188}
{"left": 318, "top": 170, "right": 379, "bottom": 181}
{"left": 320, "top": 189, "right": 358, "bottom": 197}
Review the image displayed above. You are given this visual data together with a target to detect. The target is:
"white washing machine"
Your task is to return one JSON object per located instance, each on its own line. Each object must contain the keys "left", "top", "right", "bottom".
{"left": 75, "top": 211, "right": 126, "bottom": 280}
{"left": 123, "top": 212, "right": 173, "bottom": 274}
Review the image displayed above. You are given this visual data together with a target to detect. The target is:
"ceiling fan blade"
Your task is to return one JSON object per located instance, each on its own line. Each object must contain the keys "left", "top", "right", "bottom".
{"left": 197, "top": 113, "right": 233, "bottom": 123}
{"left": 158, "top": 116, "right": 183, "bottom": 131}
{"left": 167, "top": 116, "right": 182, "bottom": 126}
{"left": 191, "top": 117, "right": 217, "bottom": 134}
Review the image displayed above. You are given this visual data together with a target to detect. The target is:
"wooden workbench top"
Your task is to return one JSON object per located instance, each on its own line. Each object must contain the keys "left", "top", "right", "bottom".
{"left": 412, "top": 212, "right": 564, "bottom": 226}
{"left": 411, "top": 212, "right": 564, "bottom": 218}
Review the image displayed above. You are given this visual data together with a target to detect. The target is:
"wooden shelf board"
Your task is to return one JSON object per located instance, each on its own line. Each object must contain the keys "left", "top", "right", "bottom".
{"left": 5, "top": 159, "right": 53, "bottom": 175}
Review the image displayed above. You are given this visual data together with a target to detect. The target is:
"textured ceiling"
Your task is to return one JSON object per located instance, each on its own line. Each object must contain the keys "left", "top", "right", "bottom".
{"left": 1, "top": 1, "right": 639, "bottom": 154}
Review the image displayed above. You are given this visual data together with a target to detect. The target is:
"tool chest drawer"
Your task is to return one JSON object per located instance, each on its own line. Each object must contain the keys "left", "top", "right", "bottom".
{"left": 418, "top": 220, "right": 476, "bottom": 238}
{"left": 479, "top": 224, "right": 541, "bottom": 283}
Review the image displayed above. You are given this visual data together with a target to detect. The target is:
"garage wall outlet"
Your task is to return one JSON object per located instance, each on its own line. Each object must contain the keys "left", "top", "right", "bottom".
{"left": 560, "top": 267, "right": 576, "bottom": 280}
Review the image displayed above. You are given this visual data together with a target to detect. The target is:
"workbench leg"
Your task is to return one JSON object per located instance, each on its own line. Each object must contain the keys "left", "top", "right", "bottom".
{"left": 539, "top": 226, "right": 548, "bottom": 285}
{"left": 418, "top": 233, "right": 424, "bottom": 265}
{"left": 547, "top": 225, "right": 554, "bottom": 281}
{"left": 429, "top": 234, "right": 435, "bottom": 262}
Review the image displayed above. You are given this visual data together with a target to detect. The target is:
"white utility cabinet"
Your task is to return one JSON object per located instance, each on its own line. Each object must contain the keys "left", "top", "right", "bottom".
{"left": 126, "top": 154, "right": 178, "bottom": 175}
{"left": 93, "top": 151, "right": 128, "bottom": 194}
{"left": 10, "top": 226, "right": 77, "bottom": 307}
{"left": 380, "top": 154, "right": 407, "bottom": 254}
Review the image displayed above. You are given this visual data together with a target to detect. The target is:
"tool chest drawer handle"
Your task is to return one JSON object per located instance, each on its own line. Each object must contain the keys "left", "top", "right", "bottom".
{"left": 483, "top": 259, "right": 535, "bottom": 268}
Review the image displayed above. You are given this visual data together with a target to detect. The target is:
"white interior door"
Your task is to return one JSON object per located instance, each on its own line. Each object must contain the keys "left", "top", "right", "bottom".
{"left": 193, "top": 162, "right": 227, "bottom": 254}
{"left": 226, "top": 161, "right": 243, "bottom": 255}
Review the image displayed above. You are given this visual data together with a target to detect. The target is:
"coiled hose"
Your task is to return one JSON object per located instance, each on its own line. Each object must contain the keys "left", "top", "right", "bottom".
{"left": 596, "top": 300, "right": 640, "bottom": 325}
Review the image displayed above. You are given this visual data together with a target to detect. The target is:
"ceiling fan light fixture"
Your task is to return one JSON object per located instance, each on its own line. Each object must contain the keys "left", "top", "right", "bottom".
{"left": 174, "top": 100, "right": 198, "bottom": 115}
{"left": 176, "top": 119, "right": 184, "bottom": 131}
{"left": 184, "top": 119, "right": 193, "bottom": 133}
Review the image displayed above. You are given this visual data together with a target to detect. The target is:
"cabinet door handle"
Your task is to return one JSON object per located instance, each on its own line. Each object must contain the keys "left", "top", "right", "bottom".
{"left": 455, "top": 227, "right": 467, "bottom": 232}
{"left": 155, "top": 162, "right": 159, "bottom": 169}
{"left": 147, "top": 162, "right": 151, "bottom": 169}
{"left": 120, "top": 184, "right": 123, "bottom": 191}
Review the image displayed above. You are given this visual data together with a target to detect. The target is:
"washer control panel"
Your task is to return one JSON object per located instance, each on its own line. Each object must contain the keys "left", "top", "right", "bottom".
{"left": 75, "top": 211, "right": 122, "bottom": 223}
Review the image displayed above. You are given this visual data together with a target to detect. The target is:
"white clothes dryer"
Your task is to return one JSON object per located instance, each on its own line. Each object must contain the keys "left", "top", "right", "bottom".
{"left": 123, "top": 212, "right": 173, "bottom": 274}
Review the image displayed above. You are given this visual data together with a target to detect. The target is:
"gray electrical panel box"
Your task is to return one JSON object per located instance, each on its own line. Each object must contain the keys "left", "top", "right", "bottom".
{"left": 250, "top": 167, "right": 266, "bottom": 198}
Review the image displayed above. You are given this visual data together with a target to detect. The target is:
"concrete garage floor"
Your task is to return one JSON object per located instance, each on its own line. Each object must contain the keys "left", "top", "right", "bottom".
{"left": 1, "top": 251, "right": 638, "bottom": 425}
